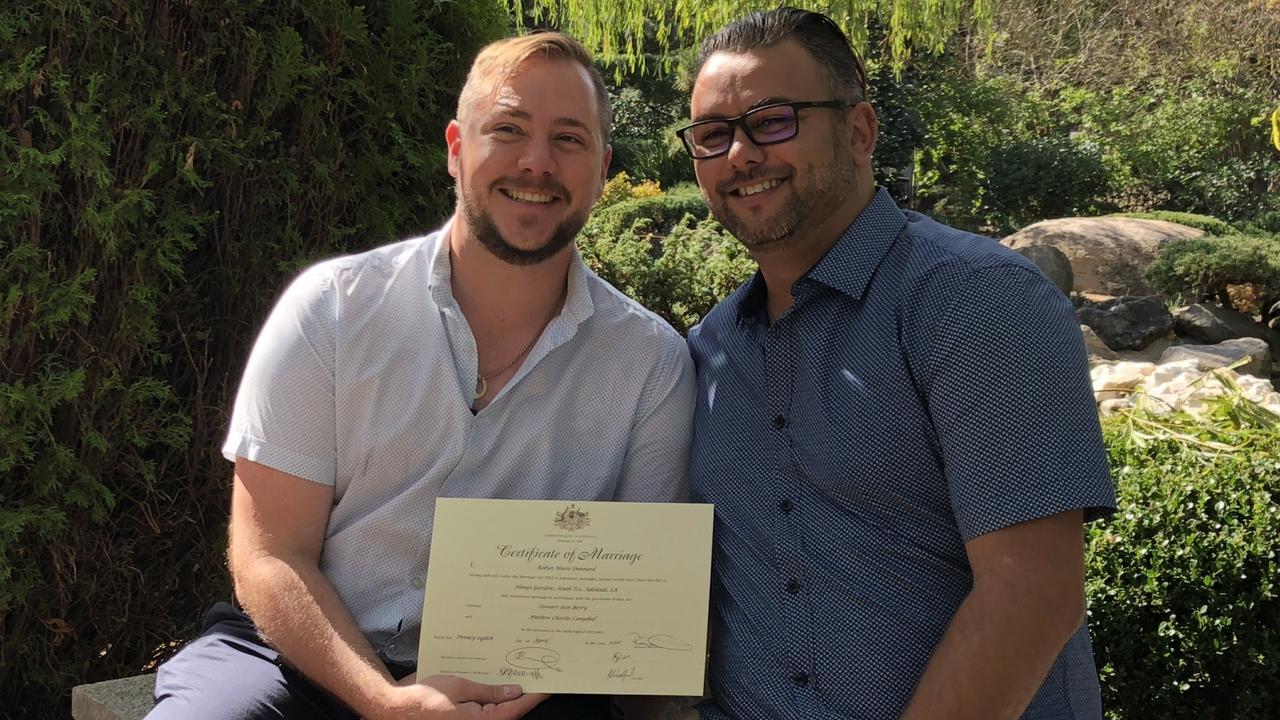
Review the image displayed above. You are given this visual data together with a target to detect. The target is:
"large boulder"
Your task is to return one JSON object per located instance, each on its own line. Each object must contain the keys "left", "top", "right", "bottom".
{"left": 1159, "top": 337, "right": 1272, "bottom": 378}
{"left": 1013, "top": 244, "right": 1073, "bottom": 296}
{"left": 1076, "top": 295, "right": 1174, "bottom": 351}
{"left": 1002, "top": 217, "right": 1203, "bottom": 295}
{"left": 1173, "top": 303, "right": 1280, "bottom": 354}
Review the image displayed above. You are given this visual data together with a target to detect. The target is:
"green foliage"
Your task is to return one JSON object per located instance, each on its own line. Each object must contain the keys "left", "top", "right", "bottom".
{"left": 866, "top": 57, "right": 927, "bottom": 201}
{"left": 1110, "top": 212, "right": 1234, "bottom": 236}
{"left": 584, "top": 183, "right": 709, "bottom": 242}
{"left": 578, "top": 186, "right": 751, "bottom": 333}
{"left": 911, "top": 66, "right": 1063, "bottom": 231}
{"left": 1090, "top": 398, "right": 1280, "bottom": 719}
{"left": 1068, "top": 81, "right": 1280, "bottom": 222}
{"left": 983, "top": 135, "right": 1110, "bottom": 230}
{"left": 1145, "top": 234, "right": 1280, "bottom": 307}
{"left": 0, "top": 1, "right": 506, "bottom": 716}
{"left": 507, "top": 0, "right": 995, "bottom": 74}
{"left": 605, "top": 82, "right": 695, "bottom": 187}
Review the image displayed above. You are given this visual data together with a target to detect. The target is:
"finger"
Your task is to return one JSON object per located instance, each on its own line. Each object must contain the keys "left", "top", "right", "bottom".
{"left": 435, "top": 676, "right": 524, "bottom": 704}
{"left": 479, "top": 693, "right": 549, "bottom": 719}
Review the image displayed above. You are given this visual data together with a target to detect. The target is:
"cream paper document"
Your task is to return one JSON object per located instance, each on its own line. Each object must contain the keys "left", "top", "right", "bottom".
{"left": 417, "top": 498, "right": 713, "bottom": 695}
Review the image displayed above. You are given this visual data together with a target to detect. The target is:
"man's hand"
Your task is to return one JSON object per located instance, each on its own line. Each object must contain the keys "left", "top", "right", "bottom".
{"left": 365, "top": 675, "right": 546, "bottom": 719}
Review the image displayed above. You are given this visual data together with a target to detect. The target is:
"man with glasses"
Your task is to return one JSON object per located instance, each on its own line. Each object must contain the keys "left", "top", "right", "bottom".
{"left": 675, "top": 8, "right": 1115, "bottom": 720}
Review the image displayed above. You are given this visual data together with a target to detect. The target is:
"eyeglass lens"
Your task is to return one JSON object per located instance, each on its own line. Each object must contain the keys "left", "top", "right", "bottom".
{"left": 688, "top": 105, "right": 798, "bottom": 157}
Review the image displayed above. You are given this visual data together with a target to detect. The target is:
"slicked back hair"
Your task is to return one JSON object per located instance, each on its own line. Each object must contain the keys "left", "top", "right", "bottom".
{"left": 457, "top": 31, "right": 612, "bottom": 146}
{"left": 694, "top": 7, "right": 868, "bottom": 105}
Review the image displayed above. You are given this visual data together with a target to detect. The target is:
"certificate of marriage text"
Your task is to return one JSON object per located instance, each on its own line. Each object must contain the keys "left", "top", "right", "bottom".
{"left": 417, "top": 498, "right": 714, "bottom": 695}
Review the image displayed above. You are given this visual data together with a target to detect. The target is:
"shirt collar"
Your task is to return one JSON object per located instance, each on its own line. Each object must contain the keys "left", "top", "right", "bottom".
{"left": 734, "top": 186, "right": 905, "bottom": 323}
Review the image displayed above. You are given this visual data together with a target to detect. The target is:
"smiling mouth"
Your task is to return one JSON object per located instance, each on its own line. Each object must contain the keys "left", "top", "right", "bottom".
{"left": 731, "top": 178, "right": 785, "bottom": 197}
{"left": 501, "top": 188, "right": 558, "bottom": 204}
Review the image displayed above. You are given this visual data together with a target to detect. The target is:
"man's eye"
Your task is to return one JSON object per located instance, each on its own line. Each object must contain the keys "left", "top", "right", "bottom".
{"left": 557, "top": 134, "right": 586, "bottom": 145}
{"left": 751, "top": 114, "right": 792, "bottom": 130}
{"left": 494, "top": 125, "right": 523, "bottom": 136}
{"left": 695, "top": 126, "right": 730, "bottom": 146}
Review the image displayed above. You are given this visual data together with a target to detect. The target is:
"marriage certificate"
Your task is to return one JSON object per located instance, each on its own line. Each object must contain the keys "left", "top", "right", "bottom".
{"left": 417, "top": 498, "right": 713, "bottom": 695}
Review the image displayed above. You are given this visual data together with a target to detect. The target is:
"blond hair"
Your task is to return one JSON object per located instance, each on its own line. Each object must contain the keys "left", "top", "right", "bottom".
{"left": 457, "top": 32, "right": 612, "bottom": 145}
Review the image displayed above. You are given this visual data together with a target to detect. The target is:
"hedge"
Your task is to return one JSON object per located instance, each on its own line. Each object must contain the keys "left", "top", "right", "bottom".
{"left": 0, "top": 1, "right": 506, "bottom": 717}
{"left": 1091, "top": 398, "right": 1280, "bottom": 718}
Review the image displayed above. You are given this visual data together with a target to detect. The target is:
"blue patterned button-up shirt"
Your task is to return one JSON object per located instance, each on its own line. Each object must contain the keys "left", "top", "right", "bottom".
{"left": 687, "top": 189, "right": 1116, "bottom": 720}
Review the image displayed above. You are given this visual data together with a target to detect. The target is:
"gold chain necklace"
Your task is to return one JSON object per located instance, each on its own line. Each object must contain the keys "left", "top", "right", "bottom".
{"left": 473, "top": 296, "right": 563, "bottom": 401}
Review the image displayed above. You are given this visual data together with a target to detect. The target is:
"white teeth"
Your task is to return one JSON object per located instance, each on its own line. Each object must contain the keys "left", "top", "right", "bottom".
{"left": 737, "top": 179, "right": 782, "bottom": 196}
{"left": 506, "top": 189, "right": 555, "bottom": 203}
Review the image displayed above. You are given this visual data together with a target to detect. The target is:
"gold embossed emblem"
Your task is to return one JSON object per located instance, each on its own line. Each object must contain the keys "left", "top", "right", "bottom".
{"left": 553, "top": 504, "right": 590, "bottom": 531}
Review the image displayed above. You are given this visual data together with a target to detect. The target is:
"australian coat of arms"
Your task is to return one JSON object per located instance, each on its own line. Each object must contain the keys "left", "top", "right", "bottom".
{"left": 553, "top": 504, "right": 591, "bottom": 531}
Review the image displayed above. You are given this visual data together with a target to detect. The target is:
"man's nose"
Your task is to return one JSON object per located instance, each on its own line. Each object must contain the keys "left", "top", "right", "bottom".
{"left": 518, "top": 137, "right": 557, "bottom": 175}
{"left": 725, "top": 125, "right": 764, "bottom": 168}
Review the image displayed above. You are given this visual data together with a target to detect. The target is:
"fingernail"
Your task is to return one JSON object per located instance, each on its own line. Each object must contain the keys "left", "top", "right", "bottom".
{"left": 504, "top": 685, "right": 520, "bottom": 698}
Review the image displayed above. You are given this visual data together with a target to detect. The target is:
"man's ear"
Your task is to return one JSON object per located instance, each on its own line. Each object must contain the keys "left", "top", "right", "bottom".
{"left": 598, "top": 144, "right": 613, "bottom": 193}
{"left": 849, "top": 102, "right": 878, "bottom": 168}
{"left": 445, "top": 119, "right": 463, "bottom": 179}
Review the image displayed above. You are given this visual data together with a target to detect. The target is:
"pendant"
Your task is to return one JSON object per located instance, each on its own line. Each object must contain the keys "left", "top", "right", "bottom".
{"left": 474, "top": 375, "right": 487, "bottom": 400}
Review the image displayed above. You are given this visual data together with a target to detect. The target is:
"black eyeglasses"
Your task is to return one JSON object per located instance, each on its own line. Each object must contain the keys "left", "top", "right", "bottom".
{"left": 675, "top": 100, "right": 854, "bottom": 159}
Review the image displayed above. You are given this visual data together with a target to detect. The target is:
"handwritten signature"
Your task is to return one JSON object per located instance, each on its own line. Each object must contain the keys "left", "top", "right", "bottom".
{"left": 627, "top": 633, "right": 693, "bottom": 651}
{"left": 505, "top": 647, "right": 562, "bottom": 671}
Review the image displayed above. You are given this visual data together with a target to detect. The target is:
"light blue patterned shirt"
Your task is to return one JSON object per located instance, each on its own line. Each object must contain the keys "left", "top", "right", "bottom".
{"left": 688, "top": 188, "right": 1115, "bottom": 720}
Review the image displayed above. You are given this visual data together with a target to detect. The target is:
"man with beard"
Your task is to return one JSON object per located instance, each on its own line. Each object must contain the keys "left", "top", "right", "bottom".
{"left": 676, "top": 8, "right": 1115, "bottom": 720}
{"left": 146, "top": 33, "right": 694, "bottom": 720}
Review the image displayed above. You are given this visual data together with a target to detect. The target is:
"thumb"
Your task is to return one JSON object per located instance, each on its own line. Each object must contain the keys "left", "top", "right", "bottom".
{"left": 434, "top": 676, "right": 524, "bottom": 704}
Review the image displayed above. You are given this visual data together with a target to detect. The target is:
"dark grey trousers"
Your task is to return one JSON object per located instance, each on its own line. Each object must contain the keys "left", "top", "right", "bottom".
{"left": 147, "top": 602, "right": 612, "bottom": 720}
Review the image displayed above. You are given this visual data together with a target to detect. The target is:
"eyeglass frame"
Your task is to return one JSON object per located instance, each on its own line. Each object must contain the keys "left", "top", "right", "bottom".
{"left": 675, "top": 100, "right": 855, "bottom": 160}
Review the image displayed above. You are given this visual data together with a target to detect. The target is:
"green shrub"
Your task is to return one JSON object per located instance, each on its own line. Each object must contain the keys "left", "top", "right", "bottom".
{"left": 1145, "top": 234, "right": 1280, "bottom": 308}
{"left": 983, "top": 135, "right": 1111, "bottom": 230}
{"left": 604, "top": 74, "right": 695, "bottom": 188}
{"left": 0, "top": 1, "right": 506, "bottom": 716}
{"left": 582, "top": 183, "right": 708, "bottom": 241}
{"left": 1071, "top": 81, "right": 1280, "bottom": 222}
{"left": 579, "top": 188, "right": 752, "bottom": 333}
{"left": 1237, "top": 210, "right": 1280, "bottom": 236}
{"left": 1089, "top": 400, "right": 1280, "bottom": 719}
{"left": 1110, "top": 212, "right": 1234, "bottom": 236}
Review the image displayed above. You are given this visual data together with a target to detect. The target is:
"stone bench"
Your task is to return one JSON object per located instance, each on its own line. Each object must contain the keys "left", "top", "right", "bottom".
{"left": 71, "top": 675, "right": 154, "bottom": 720}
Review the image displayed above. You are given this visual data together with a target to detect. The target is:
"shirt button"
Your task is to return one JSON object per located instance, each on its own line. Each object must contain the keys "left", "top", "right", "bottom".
{"left": 785, "top": 579, "right": 800, "bottom": 595}
{"left": 411, "top": 576, "right": 426, "bottom": 589}
{"left": 771, "top": 415, "right": 787, "bottom": 430}
{"left": 779, "top": 499, "right": 793, "bottom": 513}
{"left": 791, "top": 672, "right": 809, "bottom": 687}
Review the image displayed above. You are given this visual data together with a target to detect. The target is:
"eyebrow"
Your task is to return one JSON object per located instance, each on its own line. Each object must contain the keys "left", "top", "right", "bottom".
{"left": 494, "top": 105, "right": 595, "bottom": 136}
{"left": 691, "top": 96, "right": 793, "bottom": 124}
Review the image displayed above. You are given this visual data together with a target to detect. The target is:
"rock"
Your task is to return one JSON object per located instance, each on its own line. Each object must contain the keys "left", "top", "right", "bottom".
{"left": 1091, "top": 361, "right": 1157, "bottom": 402}
{"left": 1080, "top": 325, "right": 1118, "bottom": 362}
{"left": 1014, "top": 244, "right": 1074, "bottom": 296}
{"left": 1138, "top": 360, "right": 1280, "bottom": 416}
{"left": 1002, "top": 217, "right": 1203, "bottom": 295}
{"left": 72, "top": 674, "right": 155, "bottom": 720}
{"left": 1099, "top": 397, "right": 1136, "bottom": 415}
{"left": 1112, "top": 335, "right": 1175, "bottom": 365}
{"left": 1076, "top": 295, "right": 1174, "bottom": 351}
{"left": 1159, "top": 337, "right": 1272, "bottom": 378}
{"left": 1173, "top": 303, "right": 1280, "bottom": 354}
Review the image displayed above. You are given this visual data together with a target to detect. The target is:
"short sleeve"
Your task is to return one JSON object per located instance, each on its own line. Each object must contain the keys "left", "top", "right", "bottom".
{"left": 612, "top": 329, "right": 696, "bottom": 503}
{"left": 914, "top": 264, "right": 1115, "bottom": 541}
{"left": 221, "top": 264, "right": 338, "bottom": 485}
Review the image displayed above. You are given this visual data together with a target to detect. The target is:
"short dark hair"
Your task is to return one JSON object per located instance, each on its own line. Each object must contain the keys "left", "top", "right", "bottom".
{"left": 694, "top": 7, "right": 868, "bottom": 105}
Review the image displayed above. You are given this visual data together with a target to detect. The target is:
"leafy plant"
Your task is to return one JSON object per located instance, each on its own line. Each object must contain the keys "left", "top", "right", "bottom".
{"left": 1110, "top": 212, "right": 1234, "bottom": 236}
{"left": 0, "top": 1, "right": 507, "bottom": 716}
{"left": 1090, "top": 386, "right": 1280, "bottom": 719}
{"left": 1145, "top": 234, "right": 1280, "bottom": 309}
